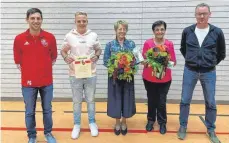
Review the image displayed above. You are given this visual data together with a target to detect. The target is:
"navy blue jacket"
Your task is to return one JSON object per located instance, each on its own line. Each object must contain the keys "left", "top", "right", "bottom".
{"left": 180, "top": 24, "right": 226, "bottom": 72}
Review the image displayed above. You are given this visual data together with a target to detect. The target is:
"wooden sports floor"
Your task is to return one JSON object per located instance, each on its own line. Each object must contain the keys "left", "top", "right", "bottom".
{"left": 1, "top": 102, "right": 229, "bottom": 143}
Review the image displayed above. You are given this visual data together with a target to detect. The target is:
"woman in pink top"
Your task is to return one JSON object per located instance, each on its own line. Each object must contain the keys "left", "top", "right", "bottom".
{"left": 142, "top": 20, "right": 176, "bottom": 134}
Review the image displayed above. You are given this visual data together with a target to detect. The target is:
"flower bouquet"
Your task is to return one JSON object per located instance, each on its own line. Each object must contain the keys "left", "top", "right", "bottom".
{"left": 107, "top": 50, "right": 138, "bottom": 82}
{"left": 146, "top": 45, "right": 170, "bottom": 79}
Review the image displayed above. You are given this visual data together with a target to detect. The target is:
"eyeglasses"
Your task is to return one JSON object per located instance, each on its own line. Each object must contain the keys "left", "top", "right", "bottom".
{"left": 195, "top": 12, "right": 209, "bottom": 17}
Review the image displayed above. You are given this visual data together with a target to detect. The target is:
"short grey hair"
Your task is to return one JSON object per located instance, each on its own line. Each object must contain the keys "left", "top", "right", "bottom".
{"left": 114, "top": 20, "right": 128, "bottom": 31}
{"left": 195, "top": 3, "right": 211, "bottom": 12}
{"left": 75, "top": 11, "right": 87, "bottom": 17}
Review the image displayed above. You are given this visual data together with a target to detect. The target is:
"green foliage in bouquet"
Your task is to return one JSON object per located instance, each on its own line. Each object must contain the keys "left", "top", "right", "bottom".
{"left": 146, "top": 45, "right": 170, "bottom": 79}
{"left": 107, "top": 50, "right": 138, "bottom": 82}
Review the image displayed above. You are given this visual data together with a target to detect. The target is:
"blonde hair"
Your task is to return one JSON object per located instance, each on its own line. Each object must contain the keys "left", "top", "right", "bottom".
{"left": 114, "top": 20, "right": 128, "bottom": 31}
{"left": 75, "top": 11, "right": 87, "bottom": 17}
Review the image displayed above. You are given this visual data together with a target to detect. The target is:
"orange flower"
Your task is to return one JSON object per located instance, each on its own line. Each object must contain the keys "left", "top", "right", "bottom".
{"left": 124, "top": 61, "right": 129, "bottom": 65}
{"left": 124, "top": 67, "right": 131, "bottom": 72}
{"left": 119, "top": 59, "right": 124, "bottom": 64}
{"left": 121, "top": 55, "right": 127, "bottom": 61}
{"left": 157, "top": 45, "right": 166, "bottom": 52}
{"left": 154, "top": 52, "right": 159, "bottom": 57}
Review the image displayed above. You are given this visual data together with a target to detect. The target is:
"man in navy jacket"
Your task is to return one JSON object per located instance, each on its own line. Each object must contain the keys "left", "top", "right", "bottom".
{"left": 177, "top": 3, "right": 226, "bottom": 143}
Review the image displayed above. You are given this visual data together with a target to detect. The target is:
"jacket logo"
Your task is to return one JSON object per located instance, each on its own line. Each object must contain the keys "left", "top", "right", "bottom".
{"left": 41, "top": 39, "right": 48, "bottom": 47}
{"left": 27, "top": 80, "right": 32, "bottom": 86}
{"left": 24, "top": 41, "right": 29, "bottom": 45}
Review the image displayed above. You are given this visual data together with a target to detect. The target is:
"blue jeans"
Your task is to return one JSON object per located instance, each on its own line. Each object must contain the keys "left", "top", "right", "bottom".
{"left": 69, "top": 76, "right": 97, "bottom": 125}
{"left": 179, "top": 66, "right": 217, "bottom": 132}
{"left": 22, "top": 84, "right": 53, "bottom": 138}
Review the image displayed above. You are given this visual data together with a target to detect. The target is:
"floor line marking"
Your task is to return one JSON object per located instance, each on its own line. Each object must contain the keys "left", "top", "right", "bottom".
{"left": 1, "top": 127, "right": 229, "bottom": 135}
{"left": 199, "top": 116, "right": 207, "bottom": 127}
{"left": 64, "top": 111, "right": 229, "bottom": 117}
{"left": 2, "top": 110, "right": 229, "bottom": 117}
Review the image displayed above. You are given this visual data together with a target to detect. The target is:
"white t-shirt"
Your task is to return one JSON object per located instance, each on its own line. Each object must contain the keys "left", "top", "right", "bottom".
{"left": 61, "top": 29, "right": 101, "bottom": 76}
{"left": 195, "top": 26, "right": 210, "bottom": 47}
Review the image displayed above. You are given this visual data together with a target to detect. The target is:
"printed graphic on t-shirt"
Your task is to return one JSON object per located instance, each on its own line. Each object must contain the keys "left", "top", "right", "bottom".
{"left": 79, "top": 40, "right": 86, "bottom": 43}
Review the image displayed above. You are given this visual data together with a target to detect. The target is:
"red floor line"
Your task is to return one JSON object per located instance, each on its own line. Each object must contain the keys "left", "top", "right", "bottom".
{"left": 1, "top": 127, "right": 229, "bottom": 135}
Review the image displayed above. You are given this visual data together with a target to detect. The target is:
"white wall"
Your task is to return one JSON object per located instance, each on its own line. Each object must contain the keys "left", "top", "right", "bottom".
{"left": 1, "top": 0, "right": 229, "bottom": 101}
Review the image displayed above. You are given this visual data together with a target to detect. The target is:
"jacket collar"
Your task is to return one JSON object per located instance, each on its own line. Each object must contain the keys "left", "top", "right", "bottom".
{"left": 190, "top": 23, "right": 215, "bottom": 32}
{"left": 114, "top": 38, "right": 129, "bottom": 46}
{"left": 25, "top": 29, "right": 45, "bottom": 38}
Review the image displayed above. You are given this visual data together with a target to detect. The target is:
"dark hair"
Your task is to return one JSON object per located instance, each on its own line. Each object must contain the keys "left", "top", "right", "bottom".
{"left": 26, "top": 8, "right": 43, "bottom": 19}
{"left": 152, "top": 20, "right": 167, "bottom": 31}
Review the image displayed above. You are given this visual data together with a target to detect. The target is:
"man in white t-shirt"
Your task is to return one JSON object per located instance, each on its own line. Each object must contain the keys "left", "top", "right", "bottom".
{"left": 178, "top": 3, "right": 226, "bottom": 143}
{"left": 60, "top": 11, "right": 102, "bottom": 139}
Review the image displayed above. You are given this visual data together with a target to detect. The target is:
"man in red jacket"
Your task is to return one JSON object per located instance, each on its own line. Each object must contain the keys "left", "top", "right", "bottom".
{"left": 13, "top": 8, "right": 57, "bottom": 143}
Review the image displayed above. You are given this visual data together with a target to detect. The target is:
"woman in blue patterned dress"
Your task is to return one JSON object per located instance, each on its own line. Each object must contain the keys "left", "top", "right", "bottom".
{"left": 103, "top": 20, "right": 136, "bottom": 136}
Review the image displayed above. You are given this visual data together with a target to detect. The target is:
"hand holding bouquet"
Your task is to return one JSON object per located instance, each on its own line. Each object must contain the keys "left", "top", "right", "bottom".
{"left": 107, "top": 51, "right": 138, "bottom": 82}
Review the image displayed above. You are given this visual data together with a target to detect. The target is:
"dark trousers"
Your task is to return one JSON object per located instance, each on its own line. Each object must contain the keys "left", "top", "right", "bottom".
{"left": 107, "top": 77, "right": 136, "bottom": 119}
{"left": 143, "top": 79, "right": 171, "bottom": 125}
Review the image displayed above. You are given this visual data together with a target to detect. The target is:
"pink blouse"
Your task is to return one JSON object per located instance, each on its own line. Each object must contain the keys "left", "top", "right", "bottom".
{"left": 142, "top": 39, "right": 176, "bottom": 83}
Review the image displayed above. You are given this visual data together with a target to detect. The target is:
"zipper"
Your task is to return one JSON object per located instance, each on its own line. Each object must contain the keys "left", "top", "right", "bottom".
{"left": 193, "top": 33, "right": 201, "bottom": 67}
{"left": 194, "top": 28, "right": 211, "bottom": 67}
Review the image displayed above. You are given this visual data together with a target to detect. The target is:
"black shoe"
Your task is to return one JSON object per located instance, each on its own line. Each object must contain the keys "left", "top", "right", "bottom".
{"left": 145, "top": 121, "right": 154, "bottom": 131}
{"left": 120, "top": 123, "right": 128, "bottom": 135}
{"left": 121, "top": 127, "right": 128, "bottom": 135}
{"left": 160, "top": 124, "right": 167, "bottom": 134}
{"left": 114, "top": 128, "right": 121, "bottom": 135}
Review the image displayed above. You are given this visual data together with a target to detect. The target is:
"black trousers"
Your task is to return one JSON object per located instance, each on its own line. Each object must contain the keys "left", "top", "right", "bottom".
{"left": 143, "top": 79, "right": 171, "bottom": 125}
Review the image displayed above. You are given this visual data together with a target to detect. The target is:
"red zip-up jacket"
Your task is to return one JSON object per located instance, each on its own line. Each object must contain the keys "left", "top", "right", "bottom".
{"left": 13, "top": 29, "right": 57, "bottom": 87}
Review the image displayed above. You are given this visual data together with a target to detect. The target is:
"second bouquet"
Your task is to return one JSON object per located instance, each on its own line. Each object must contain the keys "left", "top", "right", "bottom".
{"left": 146, "top": 45, "right": 170, "bottom": 79}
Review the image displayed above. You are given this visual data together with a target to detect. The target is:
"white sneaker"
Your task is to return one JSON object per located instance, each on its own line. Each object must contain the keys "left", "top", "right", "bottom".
{"left": 71, "top": 124, "right": 80, "bottom": 139}
{"left": 89, "top": 123, "right": 99, "bottom": 137}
